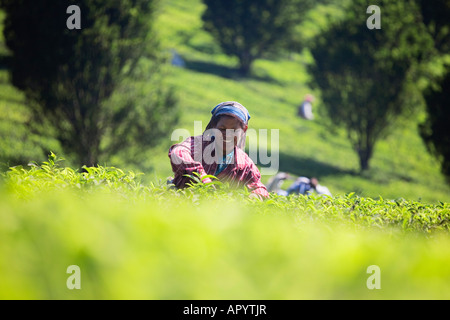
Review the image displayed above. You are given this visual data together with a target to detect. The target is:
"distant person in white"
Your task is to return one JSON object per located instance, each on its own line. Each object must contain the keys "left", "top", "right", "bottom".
{"left": 285, "top": 176, "right": 332, "bottom": 197}
{"left": 266, "top": 172, "right": 332, "bottom": 197}
{"left": 297, "top": 94, "right": 315, "bottom": 120}
{"left": 265, "top": 172, "right": 290, "bottom": 194}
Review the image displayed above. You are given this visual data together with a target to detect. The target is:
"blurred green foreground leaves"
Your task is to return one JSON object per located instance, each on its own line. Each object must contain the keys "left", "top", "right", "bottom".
{"left": 0, "top": 155, "right": 449, "bottom": 299}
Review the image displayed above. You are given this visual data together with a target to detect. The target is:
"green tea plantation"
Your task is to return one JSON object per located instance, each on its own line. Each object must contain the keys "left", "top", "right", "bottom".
{"left": 0, "top": 154, "right": 449, "bottom": 299}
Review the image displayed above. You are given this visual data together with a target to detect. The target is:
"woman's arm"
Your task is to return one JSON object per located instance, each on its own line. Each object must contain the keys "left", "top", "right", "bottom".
{"left": 243, "top": 162, "right": 270, "bottom": 199}
{"left": 168, "top": 137, "right": 212, "bottom": 188}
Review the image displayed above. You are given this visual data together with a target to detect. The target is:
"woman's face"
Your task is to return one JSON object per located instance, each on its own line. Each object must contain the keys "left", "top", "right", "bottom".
{"left": 214, "top": 115, "right": 247, "bottom": 155}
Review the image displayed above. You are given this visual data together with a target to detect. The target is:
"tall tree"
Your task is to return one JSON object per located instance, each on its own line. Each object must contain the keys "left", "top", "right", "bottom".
{"left": 308, "top": 0, "right": 433, "bottom": 171}
{"left": 0, "top": 0, "right": 178, "bottom": 167}
{"left": 201, "top": 0, "right": 315, "bottom": 76}
{"left": 419, "top": 70, "right": 450, "bottom": 183}
{"left": 417, "top": 0, "right": 450, "bottom": 184}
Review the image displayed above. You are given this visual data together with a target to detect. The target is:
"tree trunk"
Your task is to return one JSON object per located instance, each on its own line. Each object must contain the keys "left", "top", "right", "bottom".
{"left": 80, "top": 147, "right": 98, "bottom": 168}
{"left": 238, "top": 51, "right": 254, "bottom": 76}
{"left": 78, "top": 126, "right": 101, "bottom": 167}
{"left": 358, "top": 145, "right": 373, "bottom": 172}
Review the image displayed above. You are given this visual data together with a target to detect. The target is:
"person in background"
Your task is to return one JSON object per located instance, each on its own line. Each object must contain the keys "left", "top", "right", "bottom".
{"left": 265, "top": 172, "right": 290, "bottom": 195}
{"left": 297, "top": 94, "right": 315, "bottom": 120}
{"left": 168, "top": 101, "right": 269, "bottom": 199}
{"left": 286, "top": 176, "right": 332, "bottom": 197}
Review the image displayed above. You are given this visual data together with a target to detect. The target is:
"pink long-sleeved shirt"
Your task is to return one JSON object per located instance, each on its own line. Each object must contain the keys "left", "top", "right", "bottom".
{"left": 168, "top": 135, "right": 269, "bottom": 198}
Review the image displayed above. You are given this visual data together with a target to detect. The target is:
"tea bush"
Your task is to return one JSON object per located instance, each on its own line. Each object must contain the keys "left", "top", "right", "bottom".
{"left": 0, "top": 154, "right": 449, "bottom": 299}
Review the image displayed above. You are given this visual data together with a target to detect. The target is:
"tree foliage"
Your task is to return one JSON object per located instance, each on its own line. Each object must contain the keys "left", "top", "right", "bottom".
{"left": 419, "top": 69, "right": 450, "bottom": 183}
{"left": 201, "top": 0, "right": 316, "bottom": 76}
{"left": 308, "top": 0, "right": 433, "bottom": 171}
{"left": 417, "top": 0, "right": 450, "bottom": 53}
{"left": 0, "top": 0, "right": 178, "bottom": 167}
{"left": 417, "top": 0, "right": 450, "bottom": 184}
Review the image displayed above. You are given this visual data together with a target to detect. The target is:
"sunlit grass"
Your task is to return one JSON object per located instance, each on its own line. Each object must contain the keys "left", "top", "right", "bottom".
{"left": 0, "top": 0, "right": 449, "bottom": 203}
{"left": 151, "top": 0, "right": 450, "bottom": 203}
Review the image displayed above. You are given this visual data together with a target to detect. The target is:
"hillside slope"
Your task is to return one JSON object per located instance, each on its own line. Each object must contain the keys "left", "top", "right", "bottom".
{"left": 0, "top": 1, "right": 448, "bottom": 203}
{"left": 152, "top": 0, "right": 450, "bottom": 203}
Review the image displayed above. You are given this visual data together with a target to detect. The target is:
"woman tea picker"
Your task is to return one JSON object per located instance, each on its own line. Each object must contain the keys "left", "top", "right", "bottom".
{"left": 168, "top": 101, "right": 269, "bottom": 199}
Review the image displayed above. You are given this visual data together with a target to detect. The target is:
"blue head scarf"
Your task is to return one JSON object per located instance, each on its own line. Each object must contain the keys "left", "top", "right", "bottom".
{"left": 204, "top": 101, "right": 250, "bottom": 150}
{"left": 210, "top": 101, "right": 250, "bottom": 125}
